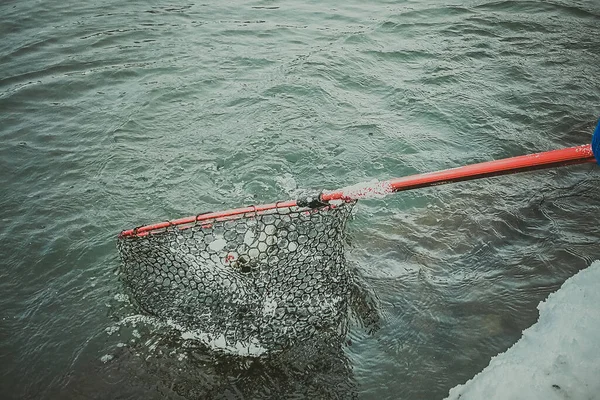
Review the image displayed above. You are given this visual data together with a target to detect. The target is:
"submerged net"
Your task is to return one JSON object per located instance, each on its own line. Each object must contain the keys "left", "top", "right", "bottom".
{"left": 117, "top": 201, "right": 356, "bottom": 356}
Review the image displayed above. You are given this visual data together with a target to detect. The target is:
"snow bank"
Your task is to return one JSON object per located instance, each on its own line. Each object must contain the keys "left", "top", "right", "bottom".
{"left": 445, "top": 261, "right": 600, "bottom": 400}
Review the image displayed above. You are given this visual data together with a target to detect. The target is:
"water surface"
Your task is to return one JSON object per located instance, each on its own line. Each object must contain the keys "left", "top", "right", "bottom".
{"left": 1, "top": 0, "right": 600, "bottom": 399}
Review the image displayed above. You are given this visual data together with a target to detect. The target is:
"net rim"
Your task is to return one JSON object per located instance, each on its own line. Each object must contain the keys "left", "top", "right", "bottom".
{"left": 119, "top": 199, "right": 353, "bottom": 239}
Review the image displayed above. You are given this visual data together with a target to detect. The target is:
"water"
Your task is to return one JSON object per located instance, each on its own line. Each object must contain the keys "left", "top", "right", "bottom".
{"left": 1, "top": 0, "right": 599, "bottom": 398}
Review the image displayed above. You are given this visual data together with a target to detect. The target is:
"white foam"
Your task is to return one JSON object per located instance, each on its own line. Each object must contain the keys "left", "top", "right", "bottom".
{"left": 113, "top": 293, "right": 129, "bottom": 302}
{"left": 444, "top": 261, "right": 600, "bottom": 400}
{"left": 100, "top": 354, "right": 114, "bottom": 363}
{"left": 262, "top": 296, "right": 277, "bottom": 318}
{"left": 243, "top": 230, "right": 255, "bottom": 246}
{"left": 117, "top": 314, "right": 269, "bottom": 357}
{"left": 208, "top": 236, "right": 227, "bottom": 252}
{"left": 105, "top": 325, "right": 119, "bottom": 336}
{"left": 174, "top": 320, "right": 269, "bottom": 357}
{"left": 276, "top": 173, "right": 298, "bottom": 196}
{"left": 327, "top": 179, "right": 393, "bottom": 200}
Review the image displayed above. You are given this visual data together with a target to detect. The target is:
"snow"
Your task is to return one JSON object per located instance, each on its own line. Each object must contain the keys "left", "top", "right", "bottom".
{"left": 444, "top": 261, "right": 600, "bottom": 400}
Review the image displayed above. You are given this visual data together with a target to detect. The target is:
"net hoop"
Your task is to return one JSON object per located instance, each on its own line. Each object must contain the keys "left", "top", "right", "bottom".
{"left": 117, "top": 200, "right": 358, "bottom": 355}
{"left": 119, "top": 199, "right": 353, "bottom": 238}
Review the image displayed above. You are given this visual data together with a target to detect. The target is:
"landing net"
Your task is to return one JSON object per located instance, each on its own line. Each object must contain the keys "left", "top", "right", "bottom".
{"left": 117, "top": 201, "right": 356, "bottom": 356}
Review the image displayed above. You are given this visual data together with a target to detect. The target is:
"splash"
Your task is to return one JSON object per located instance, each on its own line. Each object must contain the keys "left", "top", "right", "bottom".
{"left": 328, "top": 179, "right": 393, "bottom": 201}
{"left": 117, "top": 314, "right": 269, "bottom": 357}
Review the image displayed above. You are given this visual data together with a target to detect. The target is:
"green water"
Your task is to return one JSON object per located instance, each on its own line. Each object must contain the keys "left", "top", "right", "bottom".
{"left": 1, "top": 0, "right": 599, "bottom": 399}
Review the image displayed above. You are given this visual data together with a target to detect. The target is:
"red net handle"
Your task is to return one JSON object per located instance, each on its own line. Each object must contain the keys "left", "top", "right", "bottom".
{"left": 119, "top": 200, "right": 299, "bottom": 238}
{"left": 120, "top": 144, "right": 596, "bottom": 238}
{"left": 322, "top": 144, "right": 596, "bottom": 201}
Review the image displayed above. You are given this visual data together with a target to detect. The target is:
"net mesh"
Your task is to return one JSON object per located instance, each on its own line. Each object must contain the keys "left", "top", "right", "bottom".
{"left": 117, "top": 201, "right": 356, "bottom": 356}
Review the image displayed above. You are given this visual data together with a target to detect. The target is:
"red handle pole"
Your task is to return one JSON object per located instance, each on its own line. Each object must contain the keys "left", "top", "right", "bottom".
{"left": 120, "top": 144, "right": 596, "bottom": 238}
{"left": 321, "top": 144, "right": 596, "bottom": 202}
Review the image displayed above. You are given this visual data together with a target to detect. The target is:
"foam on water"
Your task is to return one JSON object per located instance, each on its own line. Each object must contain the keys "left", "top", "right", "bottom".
{"left": 208, "top": 236, "right": 227, "bottom": 252}
{"left": 276, "top": 173, "right": 299, "bottom": 197}
{"left": 99, "top": 354, "right": 114, "bottom": 363}
{"left": 117, "top": 314, "right": 269, "bottom": 357}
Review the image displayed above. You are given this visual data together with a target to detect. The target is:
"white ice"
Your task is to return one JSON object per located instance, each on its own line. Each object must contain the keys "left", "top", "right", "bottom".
{"left": 444, "top": 260, "right": 600, "bottom": 400}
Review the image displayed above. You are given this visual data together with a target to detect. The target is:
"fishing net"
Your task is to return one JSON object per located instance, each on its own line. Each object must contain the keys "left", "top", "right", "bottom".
{"left": 117, "top": 200, "right": 356, "bottom": 356}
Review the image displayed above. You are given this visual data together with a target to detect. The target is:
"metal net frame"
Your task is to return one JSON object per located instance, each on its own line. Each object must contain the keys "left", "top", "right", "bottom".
{"left": 117, "top": 201, "right": 356, "bottom": 356}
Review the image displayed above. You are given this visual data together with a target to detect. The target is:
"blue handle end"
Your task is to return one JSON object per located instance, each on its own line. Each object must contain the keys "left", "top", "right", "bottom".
{"left": 593, "top": 118, "right": 600, "bottom": 165}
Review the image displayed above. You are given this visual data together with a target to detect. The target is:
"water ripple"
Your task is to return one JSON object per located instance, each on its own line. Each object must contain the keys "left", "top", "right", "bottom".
{"left": 1, "top": 0, "right": 600, "bottom": 399}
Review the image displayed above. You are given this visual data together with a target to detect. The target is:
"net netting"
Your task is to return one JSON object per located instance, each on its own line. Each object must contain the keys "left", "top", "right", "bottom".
{"left": 117, "top": 201, "right": 356, "bottom": 356}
